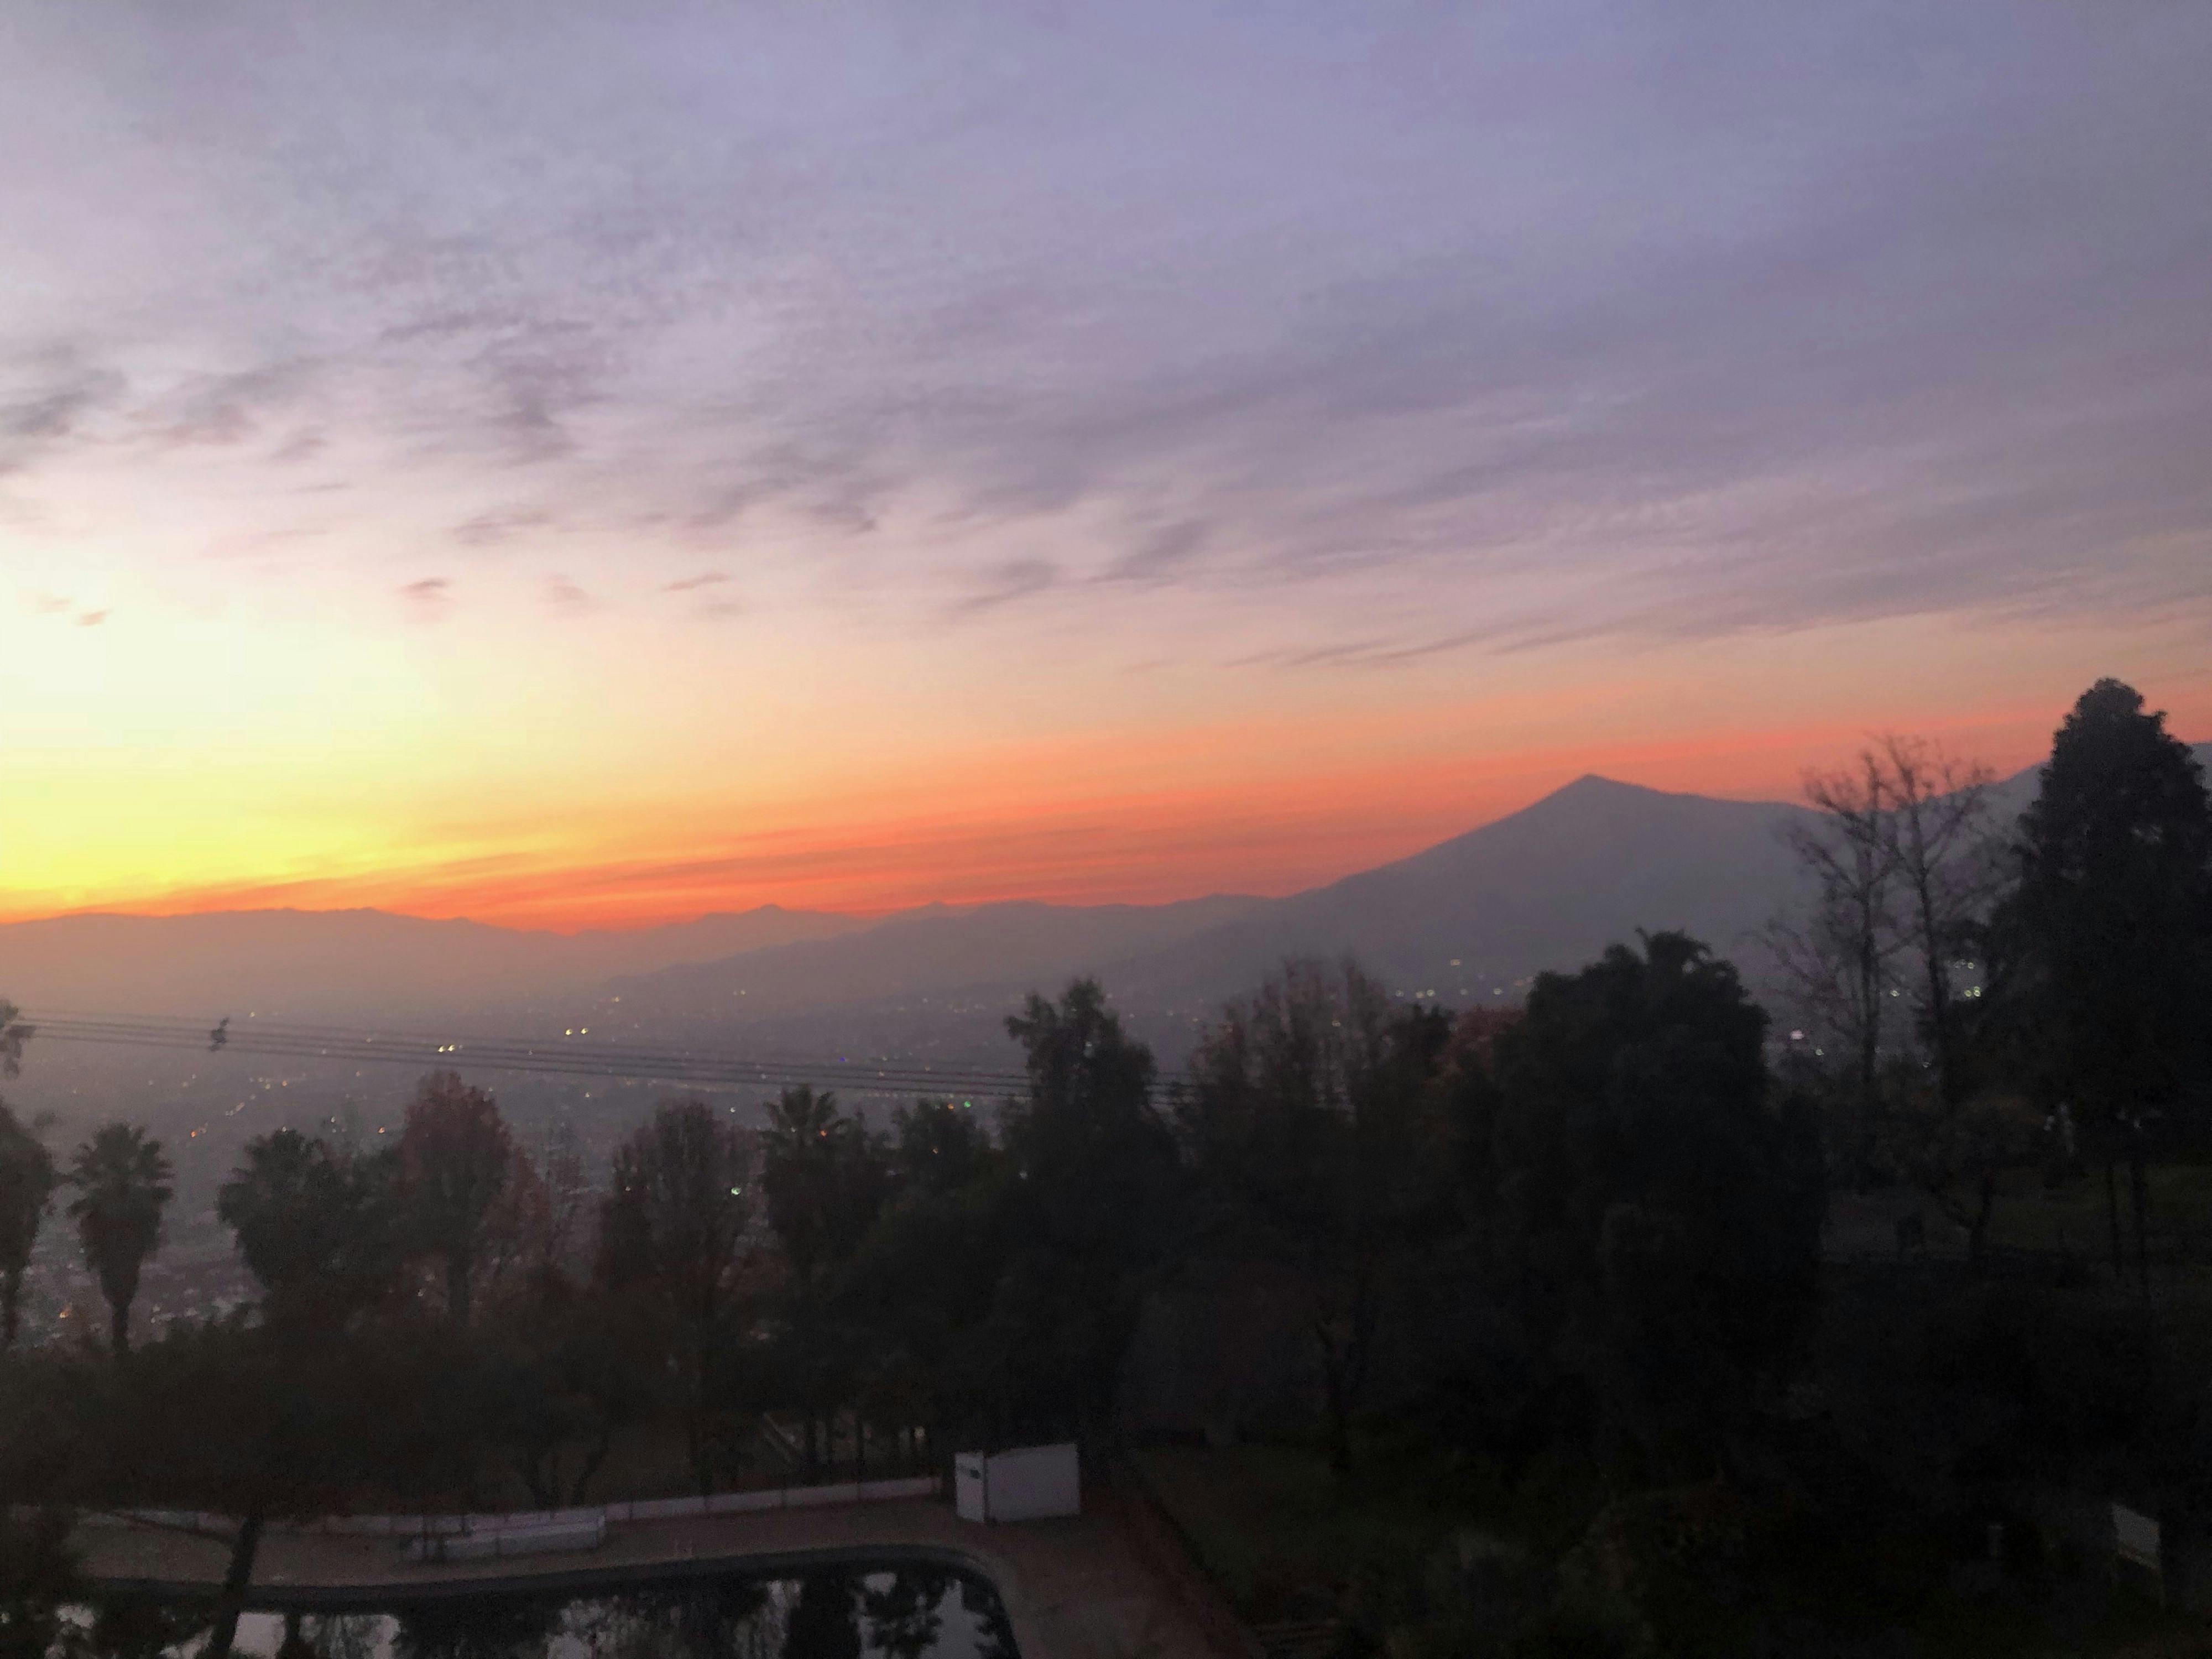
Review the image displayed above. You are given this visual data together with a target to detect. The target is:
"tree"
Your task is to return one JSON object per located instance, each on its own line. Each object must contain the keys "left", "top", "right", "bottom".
{"left": 66, "top": 1123, "right": 173, "bottom": 1357}
{"left": 397, "top": 1072, "right": 513, "bottom": 1326}
{"left": 1472, "top": 933, "right": 1823, "bottom": 1479}
{"left": 0, "top": 1507, "right": 84, "bottom": 1659}
{"left": 761, "top": 1086, "right": 889, "bottom": 1477}
{"left": 599, "top": 1099, "right": 755, "bottom": 1494}
{"left": 1999, "top": 679, "right": 2212, "bottom": 1279}
{"left": 0, "top": 1001, "right": 30, "bottom": 1079}
{"left": 531, "top": 1118, "right": 594, "bottom": 1290}
{"left": 104, "top": 1318, "right": 429, "bottom": 1659}
{"left": 1767, "top": 755, "right": 1901, "bottom": 1182}
{"left": 477, "top": 1281, "right": 659, "bottom": 1507}
{"left": 890, "top": 1099, "right": 993, "bottom": 1197}
{"left": 0, "top": 1104, "right": 58, "bottom": 1349}
{"left": 841, "top": 1153, "right": 1009, "bottom": 1466}
{"left": 1870, "top": 737, "right": 1997, "bottom": 1112}
{"left": 1177, "top": 958, "right": 1451, "bottom": 1475}
{"left": 762, "top": 1087, "right": 888, "bottom": 1294}
{"left": 217, "top": 1129, "right": 403, "bottom": 1337}
{"left": 0, "top": 1343, "right": 95, "bottom": 1659}
{"left": 995, "top": 979, "right": 1176, "bottom": 1439}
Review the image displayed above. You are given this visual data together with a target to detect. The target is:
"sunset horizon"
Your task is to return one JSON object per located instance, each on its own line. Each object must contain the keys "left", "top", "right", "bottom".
{"left": 11, "top": 670, "right": 2205, "bottom": 932}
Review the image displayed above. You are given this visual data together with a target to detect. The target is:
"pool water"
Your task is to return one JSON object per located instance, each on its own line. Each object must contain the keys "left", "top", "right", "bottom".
{"left": 67, "top": 1563, "right": 1016, "bottom": 1659}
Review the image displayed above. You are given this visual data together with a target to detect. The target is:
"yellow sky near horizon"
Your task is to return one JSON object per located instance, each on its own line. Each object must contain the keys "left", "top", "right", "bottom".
{"left": 9, "top": 575, "right": 2205, "bottom": 931}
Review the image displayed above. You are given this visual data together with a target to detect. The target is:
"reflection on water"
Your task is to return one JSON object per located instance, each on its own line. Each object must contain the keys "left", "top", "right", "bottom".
{"left": 64, "top": 1564, "right": 1015, "bottom": 1659}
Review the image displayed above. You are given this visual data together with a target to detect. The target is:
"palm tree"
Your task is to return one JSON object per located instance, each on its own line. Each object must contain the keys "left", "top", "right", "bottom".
{"left": 67, "top": 1123, "right": 173, "bottom": 1355}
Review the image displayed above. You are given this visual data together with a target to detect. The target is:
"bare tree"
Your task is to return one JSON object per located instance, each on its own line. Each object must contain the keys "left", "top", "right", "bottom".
{"left": 1872, "top": 735, "right": 1996, "bottom": 1110}
{"left": 1768, "top": 755, "right": 1901, "bottom": 1180}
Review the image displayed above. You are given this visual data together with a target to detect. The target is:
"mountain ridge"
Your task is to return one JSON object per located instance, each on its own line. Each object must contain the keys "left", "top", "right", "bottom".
{"left": 7, "top": 745, "right": 2203, "bottom": 1031}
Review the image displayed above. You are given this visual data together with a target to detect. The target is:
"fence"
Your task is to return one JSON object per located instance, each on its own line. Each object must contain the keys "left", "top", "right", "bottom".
{"left": 110, "top": 1473, "right": 942, "bottom": 1543}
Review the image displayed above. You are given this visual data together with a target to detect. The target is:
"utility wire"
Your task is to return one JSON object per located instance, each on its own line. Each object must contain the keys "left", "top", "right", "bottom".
{"left": 19, "top": 1009, "right": 1179, "bottom": 1103}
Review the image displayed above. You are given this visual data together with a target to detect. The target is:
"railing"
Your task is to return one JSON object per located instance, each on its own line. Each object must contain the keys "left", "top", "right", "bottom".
{"left": 109, "top": 1473, "right": 943, "bottom": 1543}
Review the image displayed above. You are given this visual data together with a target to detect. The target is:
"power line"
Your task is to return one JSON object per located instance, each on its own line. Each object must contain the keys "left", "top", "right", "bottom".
{"left": 15, "top": 1008, "right": 1123, "bottom": 1104}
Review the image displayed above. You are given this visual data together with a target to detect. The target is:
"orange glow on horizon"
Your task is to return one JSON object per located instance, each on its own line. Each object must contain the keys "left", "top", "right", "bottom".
{"left": 12, "top": 684, "right": 2201, "bottom": 933}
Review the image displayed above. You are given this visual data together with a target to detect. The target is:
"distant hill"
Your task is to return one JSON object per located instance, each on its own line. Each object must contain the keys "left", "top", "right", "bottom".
{"left": 6, "top": 743, "right": 2201, "bottom": 1038}
{"left": 603, "top": 743, "right": 2212, "bottom": 1048}
{"left": 602, "top": 894, "right": 1270, "bottom": 1025}
{"left": 0, "top": 904, "right": 863, "bottom": 1022}
{"left": 593, "top": 775, "right": 1825, "bottom": 1058}
{"left": 1096, "top": 774, "right": 1820, "bottom": 1013}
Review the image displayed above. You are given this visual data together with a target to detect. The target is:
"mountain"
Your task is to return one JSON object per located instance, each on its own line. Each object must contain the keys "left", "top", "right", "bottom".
{"left": 609, "top": 745, "right": 2212, "bottom": 1048}
{"left": 1095, "top": 774, "right": 1820, "bottom": 1013}
{"left": 591, "top": 776, "right": 1825, "bottom": 1065}
{"left": 0, "top": 904, "right": 864, "bottom": 1023}
{"left": 7, "top": 743, "right": 2201, "bottom": 1038}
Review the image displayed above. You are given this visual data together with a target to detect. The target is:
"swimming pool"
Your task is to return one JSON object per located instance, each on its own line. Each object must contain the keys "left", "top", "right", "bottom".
{"left": 67, "top": 1560, "right": 1016, "bottom": 1659}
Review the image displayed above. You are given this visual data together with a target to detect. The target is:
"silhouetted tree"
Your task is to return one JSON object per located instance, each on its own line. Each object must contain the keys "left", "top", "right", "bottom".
{"left": 0, "top": 1103, "right": 58, "bottom": 1349}
{"left": 84, "top": 1317, "right": 413, "bottom": 1659}
{"left": 1998, "top": 679, "right": 2212, "bottom": 1279}
{"left": 763, "top": 1087, "right": 888, "bottom": 1293}
{"left": 890, "top": 1099, "right": 992, "bottom": 1197}
{"left": 1871, "top": 735, "right": 1998, "bottom": 1112}
{"left": 1471, "top": 933, "right": 1823, "bottom": 1480}
{"left": 398, "top": 1072, "right": 513, "bottom": 1326}
{"left": 1767, "top": 756, "right": 1901, "bottom": 1182}
{"left": 761, "top": 1086, "right": 889, "bottom": 1475}
{"left": 996, "top": 978, "right": 1175, "bottom": 1438}
{"left": 530, "top": 1118, "right": 593, "bottom": 1289}
{"left": 66, "top": 1123, "right": 173, "bottom": 1357}
{"left": 599, "top": 1098, "right": 754, "bottom": 1494}
{"left": 0, "top": 1002, "right": 30, "bottom": 1079}
{"left": 0, "top": 1509, "right": 84, "bottom": 1659}
{"left": 1178, "top": 958, "right": 1451, "bottom": 1476}
{"left": 0, "top": 1345, "right": 92, "bottom": 1659}
{"left": 478, "top": 1282, "right": 659, "bottom": 1507}
{"left": 841, "top": 1152, "right": 1008, "bottom": 1463}
{"left": 218, "top": 1129, "right": 403, "bottom": 1337}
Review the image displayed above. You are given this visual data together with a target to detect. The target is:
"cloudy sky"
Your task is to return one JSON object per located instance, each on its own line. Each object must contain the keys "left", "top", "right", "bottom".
{"left": 4, "top": 1, "right": 2208, "bottom": 926}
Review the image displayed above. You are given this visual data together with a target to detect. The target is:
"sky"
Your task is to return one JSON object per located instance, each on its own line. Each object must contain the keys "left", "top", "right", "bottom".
{"left": 3, "top": 1, "right": 2209, "bottom": 930}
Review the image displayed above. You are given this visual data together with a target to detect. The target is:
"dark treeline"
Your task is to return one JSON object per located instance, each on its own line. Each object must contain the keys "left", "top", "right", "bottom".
{"left": 3, "top": 676, "right": 2210, "bottom": 1658}
{"left": 1768, "top": 679, "right": 2212, "bottom": 1275}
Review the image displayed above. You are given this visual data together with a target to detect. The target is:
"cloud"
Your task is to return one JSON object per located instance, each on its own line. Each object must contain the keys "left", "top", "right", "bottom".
{"left": 545, "top": 574, "right": 595, "bottom": 611}
{"left": 270, "top": 429, "right": 328, "bottom": 463}
{"left": 0, "top": 357, "right": 126, "bottom": 476}
{"left": 4, "top": 2, "right": 2208, "bottom": 662}
{"left": 144, "top": 359, "right": 316, "bottom": 449}
{"left": 664, "top": 571, "right": 728, "bottom": 592}
{"left": 1100, "top": 520, "right": 1209, "bottom": 586}
{"left": 454, "top": 505, "right": 554, "bottom": 547}
{"left": 950, "top": 558, "right": 1060, "bottom": 618}
{"left": 399, "top": 577, "right": 453, "bottom": 622}
{"left": 76, "top": 609, "right": 108, "bottom": 627}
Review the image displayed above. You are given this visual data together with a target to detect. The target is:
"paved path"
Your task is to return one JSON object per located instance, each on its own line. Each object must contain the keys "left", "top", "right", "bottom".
{"left": 73, "top": 1495, "right": 1233, "bottom": 1659}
